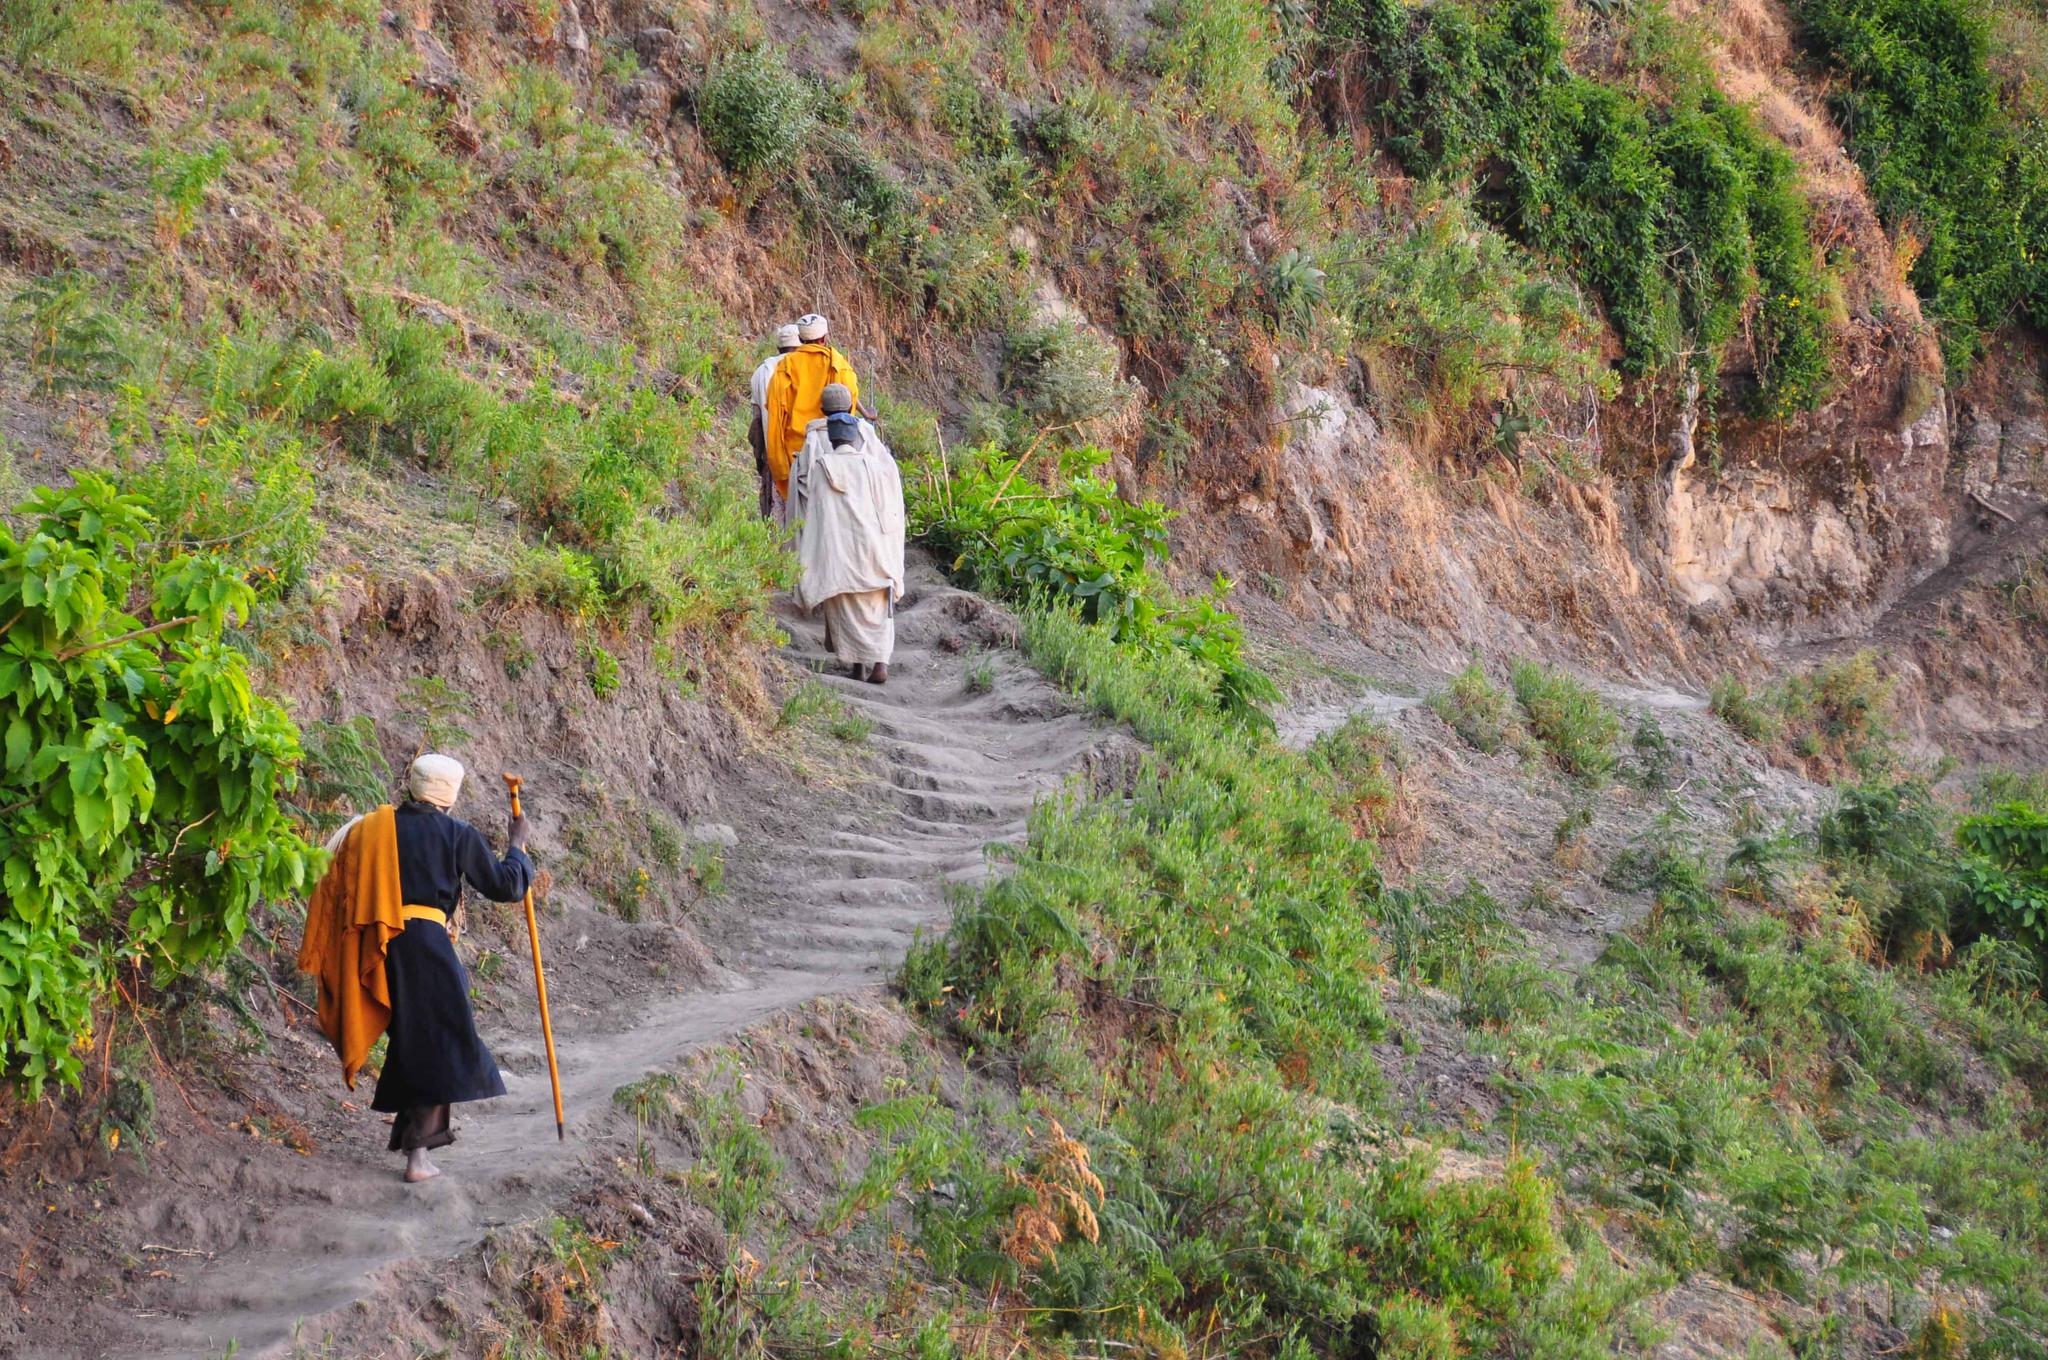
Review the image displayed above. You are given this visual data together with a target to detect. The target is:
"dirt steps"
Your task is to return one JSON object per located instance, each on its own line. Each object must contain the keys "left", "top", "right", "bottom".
{"left": 116, "top": 563, "right": 1108, "bottom": 1360}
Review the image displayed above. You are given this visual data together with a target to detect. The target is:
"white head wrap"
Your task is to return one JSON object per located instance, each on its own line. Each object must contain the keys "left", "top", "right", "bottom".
{"left": 409, "top": 753, "right": 465, "bottom": 809}
{"left": 775, "top": 323, "right": 801, "bottom": 349}
{"left": 796, "top": 313, "right": 829, "bottom": 342}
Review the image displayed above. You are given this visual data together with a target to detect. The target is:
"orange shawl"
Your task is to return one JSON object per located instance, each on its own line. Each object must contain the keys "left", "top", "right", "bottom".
{"left": 296, "top": 804, "right": 405, "bottom": 1089}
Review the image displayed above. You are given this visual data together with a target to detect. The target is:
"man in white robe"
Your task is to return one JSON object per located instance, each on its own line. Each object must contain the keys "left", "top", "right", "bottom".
{"left": 789, "top": 383, "right": 905, "bottom": 684}
{"left": 747, "top": 324, "right": 800, "bottom": 519}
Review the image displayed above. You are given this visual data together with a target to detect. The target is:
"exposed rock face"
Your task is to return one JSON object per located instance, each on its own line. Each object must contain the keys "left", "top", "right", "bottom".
{"left": 1658, "top": 386, "right": 1950, "bottom": 623}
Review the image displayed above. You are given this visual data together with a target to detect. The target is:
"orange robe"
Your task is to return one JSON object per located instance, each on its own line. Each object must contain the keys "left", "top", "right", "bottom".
{"left": 296, "top": 805, "right": 405, "bottom": 1089}
{"left": 763, "top": 343, "right": 860, "bottom": 497}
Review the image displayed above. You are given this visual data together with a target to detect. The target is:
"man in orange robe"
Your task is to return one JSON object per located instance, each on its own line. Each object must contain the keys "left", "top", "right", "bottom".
{"left": 763, "top": 312, "right": 860, "bottom": 525}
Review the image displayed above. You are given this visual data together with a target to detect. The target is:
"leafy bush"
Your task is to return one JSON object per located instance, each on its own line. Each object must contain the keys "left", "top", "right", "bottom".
{"left": 1711, "top": 653, "right": 1894, "bottom": 778}
{"left": 1001, "top": 320, "right": 1136, "bottom": 433}
{"left": 912, "top": 442, "right": 1277, "bottom": 725}
{"left": 1429, "top": 661, "right": 1521, "bottom": 754}
{"left": 295, "top": 715, "right": 392, "bottom": 833}
{"left": 117, "top": 415, "right": 321, "bottom": 599}
{"left": 10, "top": 269, "right": 124, "bottom": 397}
{"left": 1711, "top": 673, "right": 1783, "bottom": 744}
{"left": 1510, "top": 658, "right": 1621, "bottom": 780}
{"left": 0, "top": 477, "right": 315, "bottom": 1095}
{"left": 1327, "top": 188, "right": 1609, "bottom": 417}
{"left": 1325, "top": 0, "right": 1833, "bottom": 412}
{"left": 1957, "top": 803, "right": 2048, "bottom": 960}
{"left": 699, "top": 46, "right": 817, "bottom": 179}
{"left": 1819, "top": 777, "right": 1965, "bottom": 962}
{"left": 1791, "top": 0, "right": 2048, "bottom": 368}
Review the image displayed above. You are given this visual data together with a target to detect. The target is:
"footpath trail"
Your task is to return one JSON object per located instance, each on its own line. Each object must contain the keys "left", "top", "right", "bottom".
{"left": 123, "top": 559, "right": 1107, "bottom": 1360}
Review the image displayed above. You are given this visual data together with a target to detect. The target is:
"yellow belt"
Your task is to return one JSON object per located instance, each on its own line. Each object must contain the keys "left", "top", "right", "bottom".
{"left": 400, "top": 905, "right": 448, "bottom": 926}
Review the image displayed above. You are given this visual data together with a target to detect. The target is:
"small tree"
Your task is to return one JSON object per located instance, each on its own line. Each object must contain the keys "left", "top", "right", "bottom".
{"left": 1958, "top": 802, "right": 2048, "bottom": 962}
{"left": 0, "top": 475, "right": 316, "bottom": 1095}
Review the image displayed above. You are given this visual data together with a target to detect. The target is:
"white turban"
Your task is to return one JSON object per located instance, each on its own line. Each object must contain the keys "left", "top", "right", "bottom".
{"left": 796, "top": 313, "right": 829, "bottom": 341}
{"left": 409, "top": 753, "right": 465, "bottom": 809}
{"left": 775, "top": 323, "right": 801, "bottom": 348}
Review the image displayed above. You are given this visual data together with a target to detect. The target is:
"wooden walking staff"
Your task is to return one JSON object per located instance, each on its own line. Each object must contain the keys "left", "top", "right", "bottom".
{"left": 504, "top": 773, "right": 565, "bottom": 1141}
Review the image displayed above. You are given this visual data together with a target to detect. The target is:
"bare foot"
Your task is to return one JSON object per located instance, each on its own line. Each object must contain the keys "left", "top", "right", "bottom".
{"left": 845, "top": 662, "right": 867, "bottom": 680}
{"left": 867, "top": 663, "right": 889, "bottom": 686}
{"left": 403, "top": 1150, "right": 440, "bottom": 1183}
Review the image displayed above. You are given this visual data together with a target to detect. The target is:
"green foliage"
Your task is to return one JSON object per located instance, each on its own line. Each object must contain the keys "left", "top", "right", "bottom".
{"left": 498, "top": 545, "right": 604, "bottom": 618}
{"left": 689, "top": 840, "right": 725, "bottom": 896}
{"left": 150, "top": 142, "right": 231, "bottom": 245}
{"left": 580, "top": 638, "right": 620, "bottom": 699}
{"left": 778, "top": 678, "right": 871, "bottom": 744}
{"left": 1305, "top": 714, "right": 1410, "bottom": 844}
{"left": 681, "top": 1061, "right": 783, "bottom": 1237}
{"left": 1326, "top": 188, "right": 1609, "bottom": 417}
{"left": 1791, "top": 0, "right": 2048, "bottom": 368}
{"left": 395, "top": 675, "right": 473, "bottom": 753}
{"left": 1957, "top": 803, "right": 2048, "bottom": 960}
{"left": 911, "top": 442, "right": 1277, "bottom": 726}
{"left": 1509, "top": 658, "right": 1621, "bottom": 780}
{"left": 893, "top": 606, "right": 1649, "bottom": 1354}
{"left": 1328, "top": 0, "right": 1833, "bottom": 412}
{"left": 10, "top": 270, "right": 124, "bottom": 397}
{"left": 1000, "top": 319, "right": 1134, "bottom": 434}
{"left": 0, "top": 477, "right": 315, "bottom": 1095}
{"left": 1711, "top": 654, "right": 1895, "bottom": 778}
{"left": 962, "top": 650, "right": 995, "bottom": 695}
{"left": 1818, "top": 777, "right": 1965, "bottom": 963}
{"left": 1429, "top": 660, "right": 1521, "bottom": 754}
{"left": 645, "top": 808, "right": 684, "bottom": 872}
{"left": 116, "top": 413, "right": 321, "bottom": 599}
{"left": 294, "top": 714, "right": 391, "bottom": 832}
{"left": 699, "top": 45, "right": 817, "bottom": 179}
{"left": 195, "top": 311, "right": 787, "bottom": 644}
{"left": 1712, "top": 673, "right": 1783, "bottom": 744}
{"left": 2, "top": 0, "right": 73, "bottom": 68}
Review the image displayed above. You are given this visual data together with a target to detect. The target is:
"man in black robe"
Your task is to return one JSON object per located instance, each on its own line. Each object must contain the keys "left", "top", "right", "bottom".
{"left": 375, "top": 753, "right": 532, "bottom": 1183}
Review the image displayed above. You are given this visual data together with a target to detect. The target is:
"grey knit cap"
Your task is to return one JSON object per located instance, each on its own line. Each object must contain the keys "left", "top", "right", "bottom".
{"left": 820, "top": 382, "right": 854, "bottom": 414}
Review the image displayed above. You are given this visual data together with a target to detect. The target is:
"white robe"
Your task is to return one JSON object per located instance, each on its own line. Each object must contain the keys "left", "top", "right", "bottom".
{"left": 790, "top": 420, "right": 906, "bottom": 663}
{"left": 749, "top": 352, "right": 787, "bottom": 416}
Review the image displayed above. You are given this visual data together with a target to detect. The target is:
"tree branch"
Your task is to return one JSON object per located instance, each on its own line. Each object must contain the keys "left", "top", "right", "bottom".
{"left": 53, "top": 615, "right": 197, "bottom": 662}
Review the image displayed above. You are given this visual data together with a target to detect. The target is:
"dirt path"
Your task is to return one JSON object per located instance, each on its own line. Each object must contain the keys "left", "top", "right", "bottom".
{"left": 110, "top": 561, "right": 1108, "bottom": 1360}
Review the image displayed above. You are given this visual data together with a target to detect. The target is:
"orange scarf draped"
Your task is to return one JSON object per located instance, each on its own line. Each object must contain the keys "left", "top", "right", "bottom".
{"left": 296, "top": 805, "right": 405, "bottom": 1089}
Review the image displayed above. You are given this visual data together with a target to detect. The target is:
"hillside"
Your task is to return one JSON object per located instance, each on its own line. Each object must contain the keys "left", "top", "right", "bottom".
{"left": 1, "top": 0, "right": 2047, "bottom": 1357}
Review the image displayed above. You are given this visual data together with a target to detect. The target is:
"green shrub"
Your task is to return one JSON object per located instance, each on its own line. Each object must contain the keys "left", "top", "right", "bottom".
{"left": 898, "top": 605, "right": 1643, "bottom": 1354}
{"left": 1957, "top": 802, "right": 2048, "bottom": 961}
{"left": 1711, "top": 674, "right": 1783, "bottom": 744}
{"left": 1791, "top": 0, "right": 2048, "bottom": 368}
{"left": 1325, "top": 0, "right": 1832, "bottom": 412}
{"left": 1712, "top": 653, "right": 1894, "bottom": 777}
{"left": 912, "top": 442, "right": 1277, "bottom": 725}
{"left": 581, "top": 639, "right": 621, "bottom": 699}
{"left": 149, "top": 142, "right": 231, "bottom": 245}
{"left": 0, "top": 476, "right": 316, "bottom": 1095}
{"left": 10, "top": 270, "right": 124, "bottom": 397}
{"left": 295, "top": 715, "right": 392, "bottom": 832}
{"left": 699, "top": 46, "right": 817, "bottom": 178}
{"left": 498, "top": 545, "right": 605, "bottom": 617}
{"left": 1328, "top": 188, "right": 1608, "bottom": 417}
{"left": 1429, "top": 661, "right": 1520, "bottom": 754}
{"left": 1510, "top": 658, "right": 1621, "bottom": 780}
{"left": 118, "top": 415, "right": 321, "bottom": 599}
{"left": 1818, "top": 777, "right": 1965, "bottom": 961}
{"left": 1001, "top": 319, "right": 1134, "bottom": 433}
